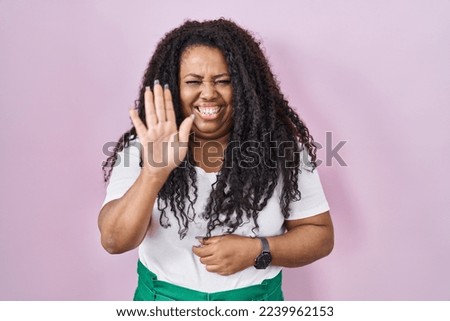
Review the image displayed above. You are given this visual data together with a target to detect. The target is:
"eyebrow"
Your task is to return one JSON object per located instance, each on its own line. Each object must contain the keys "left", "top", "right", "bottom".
{"left": 183, "top": 73, "right": 230, "bottom": 79}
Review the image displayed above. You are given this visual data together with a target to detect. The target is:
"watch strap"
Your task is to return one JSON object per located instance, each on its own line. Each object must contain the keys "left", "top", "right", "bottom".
{"left": 259, "top": 237, "right": 270, "bottom": 253}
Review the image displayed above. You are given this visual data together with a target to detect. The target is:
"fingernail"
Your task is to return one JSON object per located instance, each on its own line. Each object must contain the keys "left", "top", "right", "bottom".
{"left": 190, "top": 114, "right": 195, "bottom": 119}
{"left": 145, "top": 86, "right": 150, "bottom": 91}
{"left": 164, "top": 84, "right": 169, "bottom": 90}
{"left": 154, "top": 79, "right": 160, "bottom": 85}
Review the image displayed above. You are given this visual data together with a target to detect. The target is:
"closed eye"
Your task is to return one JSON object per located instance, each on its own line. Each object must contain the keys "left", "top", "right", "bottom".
{"left": 214, "top": 79, "right": 231, "bottom": 87}
{"left": 185, "top": 80, "right": 202, "bottom": 85}
{"left": 184, "top": 79, "right": 231, "bottom": 86}
{"left": 215, "top": 80, "right": 231, "bottom": 85}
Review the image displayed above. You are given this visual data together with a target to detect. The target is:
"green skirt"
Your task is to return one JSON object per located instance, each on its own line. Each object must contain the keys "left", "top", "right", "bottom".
{"left": 133, "top": 260, "right": 284, "bottom": 301}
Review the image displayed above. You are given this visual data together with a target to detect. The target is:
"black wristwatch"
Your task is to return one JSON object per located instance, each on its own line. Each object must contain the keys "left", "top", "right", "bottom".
{"left": 254, "top": 237, "right": 272, "bottom": 269}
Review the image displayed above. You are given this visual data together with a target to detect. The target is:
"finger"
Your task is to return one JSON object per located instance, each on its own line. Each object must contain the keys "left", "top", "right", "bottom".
{"left": 178, "top": 114, "right": 195, "bottom": 143}
{"left": 129, "top": 108, "right": 147, "bottom": 139}
{"left": 192, "top": 245, "right": 205, "bottom": 257}
{"left": 192, "top": 245, "right": 214, "bottom": 257}
{"left": 199, "top": 255, "right": 216, "bottom": 265}
{"left": 205, "top": 265, "right": 222, "bottom": 273}
{"left": 202, "top": 235, "right": 223, "bottom": 245}
{"left": 205, "top": 265, "right": 232, "bottom": 276}
{"left": 145, "top": 86, "right": 157, "bottom": 126}
{"left": 164, "top": 85, "right": 176, "bottom": 123}
{"left": 153, "top": 80, "right": 166, "bottom": 122}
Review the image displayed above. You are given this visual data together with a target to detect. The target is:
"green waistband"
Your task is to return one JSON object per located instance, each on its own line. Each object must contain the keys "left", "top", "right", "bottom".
{"left": 134, "top": 260, "right": 283, "bottom": 301}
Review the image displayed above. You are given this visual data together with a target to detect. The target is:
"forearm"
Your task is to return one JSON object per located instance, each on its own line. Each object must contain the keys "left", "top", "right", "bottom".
{"left": 268, "top": 219, "right": 334, "bottom": 268}
{"left": 193, "top": 213, "right": 333, "bottom": 275}
{"left": 98, "top": 171, "right": 166, "bottom": 254}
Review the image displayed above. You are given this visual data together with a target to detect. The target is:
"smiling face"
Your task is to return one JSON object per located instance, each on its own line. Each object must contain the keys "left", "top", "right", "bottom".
{"left": 179, "top": 45, "right": 233, "bottom": 143}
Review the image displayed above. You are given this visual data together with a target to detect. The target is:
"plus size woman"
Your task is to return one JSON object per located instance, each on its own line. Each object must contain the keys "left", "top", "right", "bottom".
{"left": 99, "top": 18, "right": 333, "bottom": 301}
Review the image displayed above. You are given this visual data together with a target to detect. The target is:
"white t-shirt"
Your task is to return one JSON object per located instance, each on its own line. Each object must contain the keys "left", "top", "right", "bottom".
{"left": 102, "top": 139, "right": 330, "bottom": 292}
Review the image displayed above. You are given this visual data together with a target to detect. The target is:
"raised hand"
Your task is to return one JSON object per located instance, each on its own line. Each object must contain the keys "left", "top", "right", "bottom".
{"left": 129, "top": 81, "right": 195, "bottom": 181}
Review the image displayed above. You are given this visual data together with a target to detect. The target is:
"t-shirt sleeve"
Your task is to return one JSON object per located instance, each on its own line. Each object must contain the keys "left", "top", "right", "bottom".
{"left": 285, "top": 149, "right": 330, "bottom": 220}
{"left": 101, "top": 140, "right": 142, "bottom": 208}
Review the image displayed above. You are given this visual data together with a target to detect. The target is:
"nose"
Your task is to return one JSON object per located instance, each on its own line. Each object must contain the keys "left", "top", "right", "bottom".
{"left": 200, "top": 81, "right": 218, "bottom": 100}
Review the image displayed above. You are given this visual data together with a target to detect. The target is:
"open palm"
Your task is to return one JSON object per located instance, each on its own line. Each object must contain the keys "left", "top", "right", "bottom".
{"left": 129, "top": 82, "right": 195, "bottom": 180}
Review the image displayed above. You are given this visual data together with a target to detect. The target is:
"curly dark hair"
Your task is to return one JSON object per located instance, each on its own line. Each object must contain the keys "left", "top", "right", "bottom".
{"left": 103, "top": 18, "right": 317, "bottom": 239}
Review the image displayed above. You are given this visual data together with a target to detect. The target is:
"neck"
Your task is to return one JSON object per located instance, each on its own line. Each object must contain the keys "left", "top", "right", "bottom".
{"left": 190, "top": 134, "right": 229, "bottom": 173}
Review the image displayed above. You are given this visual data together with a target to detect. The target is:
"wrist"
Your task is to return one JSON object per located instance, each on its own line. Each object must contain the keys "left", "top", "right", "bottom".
{"left": 247, "top": 237, "right": 262, "bottom": 268}
{"left": 254, "top": 237, "right": 272, "bottom": 269}
{"left": 139, "top": 169, "right": 169, "bottom": 188}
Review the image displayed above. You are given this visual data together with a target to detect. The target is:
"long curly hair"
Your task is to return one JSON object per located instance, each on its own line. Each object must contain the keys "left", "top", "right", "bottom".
{"left": 103, "top": 18, "right": 317, "bottom": 239}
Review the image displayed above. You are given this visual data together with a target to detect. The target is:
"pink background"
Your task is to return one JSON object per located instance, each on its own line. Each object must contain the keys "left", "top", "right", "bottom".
{"left": 1, "top": 0, "right": 449, "bottom": 300}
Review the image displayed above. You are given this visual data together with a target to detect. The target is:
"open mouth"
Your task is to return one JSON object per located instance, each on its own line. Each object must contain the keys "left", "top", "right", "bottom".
{"left": 194, "top": 106, "right": 223, "bottom": 118}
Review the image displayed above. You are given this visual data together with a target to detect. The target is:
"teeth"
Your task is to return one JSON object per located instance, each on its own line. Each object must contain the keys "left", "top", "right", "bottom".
{"left": 197, "top": 107, "right": 220, "bottom": 115}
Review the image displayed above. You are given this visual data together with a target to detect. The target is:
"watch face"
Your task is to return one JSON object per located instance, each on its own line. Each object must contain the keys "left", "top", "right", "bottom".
{"left": 255, "top": 252, "right": 272, "bottom": 269}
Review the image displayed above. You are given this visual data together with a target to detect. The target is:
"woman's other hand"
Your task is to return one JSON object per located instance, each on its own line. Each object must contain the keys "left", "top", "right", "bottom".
{"left": 192, "top": 235, "right": 261, "bottom": 276}
{"left": 192, "top": 212, "right": 333, "bottom": 275}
